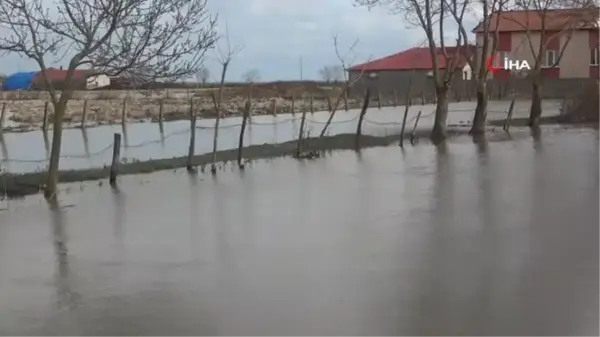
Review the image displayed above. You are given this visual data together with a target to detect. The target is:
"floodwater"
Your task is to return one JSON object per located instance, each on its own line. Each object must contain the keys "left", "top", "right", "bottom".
{"left": 0, "top": 100, "right": 561, "bottom": 173}
{"left": 0, "top": 126, "right": 597, "bottom": 335}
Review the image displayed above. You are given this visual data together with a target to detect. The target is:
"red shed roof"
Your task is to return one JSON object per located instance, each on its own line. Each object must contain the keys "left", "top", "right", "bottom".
{"left": 350, "top": 45, "right": 475, "bottom": 71}
{"left": 472, "top": 7, "right": 599, "bottom": 33}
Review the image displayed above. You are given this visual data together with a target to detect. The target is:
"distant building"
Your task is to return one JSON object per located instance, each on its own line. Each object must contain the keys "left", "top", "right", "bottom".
{"left": 2, "top": 72, "right": 38, "bottom": 90}
{"left": 86, "top": 74, "right": 111, "bottom": 89}
{"left": 348, "top": 46, "right": 474, "bottom": 95}
{"left": 473, "top": 7, "right": 599, "bottom": 80}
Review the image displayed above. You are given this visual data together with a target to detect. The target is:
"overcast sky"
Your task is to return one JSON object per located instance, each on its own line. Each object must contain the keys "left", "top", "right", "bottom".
{"left": 0, "top": 0, "right": 479, "bottom": 82}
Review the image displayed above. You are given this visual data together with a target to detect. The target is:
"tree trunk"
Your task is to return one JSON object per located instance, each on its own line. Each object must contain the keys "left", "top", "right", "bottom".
{"left": 529, "top": 80, "right": 543, "bottom": 127}
{"left": 44, "top": 102, "right": 66, "bottom": 199}
{"left": 470, "top": 81, "right": 488, "bottom": 135}
{"left": 430, "top": 86, "right": 449, "bottom": 143}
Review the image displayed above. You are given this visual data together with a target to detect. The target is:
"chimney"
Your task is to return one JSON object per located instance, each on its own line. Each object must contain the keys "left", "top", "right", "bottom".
{"left": 60, "top": 66, "right": 63, "bottom": 70}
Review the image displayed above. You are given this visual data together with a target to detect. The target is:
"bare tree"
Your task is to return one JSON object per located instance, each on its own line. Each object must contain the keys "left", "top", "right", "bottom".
{"left": 319, "top": 33, "right": 370, "bottom": 137}
{"left": 355, "top": 0, "right": 472, "bottom": 142}
{"left": 242, "top": 69, "right": 260, "bottom": 83}
{"left": 196, "top": 67, "right": 210, "bottom": 86}
{"left": 505, "top": 0, "right": 598, "bottom": 127}
{"left": 0, "top": 0, "right": 217, "bottom": 199}
{"left": 210, "top": 24, "right": 243, "bottom": 174}
{"left": 445, "top": 0, "right": 506, "bottom": 134}
{"left": 319, "top": 65, "right": 344, "bottom": 83}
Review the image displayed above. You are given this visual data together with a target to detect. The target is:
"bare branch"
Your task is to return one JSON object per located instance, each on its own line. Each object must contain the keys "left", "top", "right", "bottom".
{"left": 0, "top": 0, "right": 219, "bottom": 89}
{"left": 0, "top": 0, "right": 219, "bottom": 197}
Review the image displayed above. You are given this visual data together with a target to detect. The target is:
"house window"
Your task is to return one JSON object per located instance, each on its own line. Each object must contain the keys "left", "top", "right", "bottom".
{"left": 590, "top": 47, "right": 599, "bottom": 66}
{"left": 543, "top": 50, "right": 557, "bottom": 68}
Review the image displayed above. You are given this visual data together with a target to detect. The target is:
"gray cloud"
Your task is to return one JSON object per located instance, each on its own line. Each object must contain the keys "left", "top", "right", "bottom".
{"left": 1, "top": 0, "right": 424, "bottom": 81}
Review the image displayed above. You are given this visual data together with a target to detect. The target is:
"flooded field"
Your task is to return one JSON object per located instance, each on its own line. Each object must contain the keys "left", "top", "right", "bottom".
{"left": 0, "top": 126, "right": 597, "bottom": 335}
{"left": 0, "top": 100, "right": 561, "bottom": 173}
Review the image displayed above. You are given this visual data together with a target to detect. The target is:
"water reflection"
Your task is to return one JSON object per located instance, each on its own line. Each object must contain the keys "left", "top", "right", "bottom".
{"left": 531, "top": 126, "right": 542, "bottom": 152}
{"left": 122, "top": 125, "right": 129, "bottom": 148}
{"left": 43, "top": 130, "right": 50, "bottom": 157}
{"left": 472, "top": 134, "right": 495, "bottom": 333}
{"left": 81, "top": 128, "right": 90, "bottom": 158}
{"left": 160, "top": 126, "right": 165, "bottom": 149}
{"left": 0, "top": 132, "right": 8, "bottom": 162}
{"left": 48, "top": 198, "right": 80, "bottom": 310}
{"left": 188, "top": 173, "right": 199, "bottom": 260}
{"left": 0, "top": 128, "right": 597, "bottom": 335}
{"left": 111, "top": 185, "right": 125, "bottom": 250}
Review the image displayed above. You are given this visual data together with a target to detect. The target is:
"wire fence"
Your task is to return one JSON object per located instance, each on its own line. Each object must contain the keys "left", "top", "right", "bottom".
{"left": 0, "top": 105, "right": 520, "bottom": 166}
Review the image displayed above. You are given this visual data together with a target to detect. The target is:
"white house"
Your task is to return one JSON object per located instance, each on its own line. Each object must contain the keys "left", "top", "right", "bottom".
{"left": 462, "top": 63, "right": 472, "bottom": 80}
{"left": 86, "top": 74, "right": 111, "bottom": 89}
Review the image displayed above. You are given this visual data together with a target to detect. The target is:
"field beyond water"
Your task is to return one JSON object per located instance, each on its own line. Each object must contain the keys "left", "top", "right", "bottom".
{"left": 0, "top": 82, "right": 348, "bottom": 131}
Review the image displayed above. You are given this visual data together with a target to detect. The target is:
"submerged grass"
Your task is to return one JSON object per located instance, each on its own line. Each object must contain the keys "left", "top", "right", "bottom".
{"left": 2, "top": 115, "right": 589, "bottom": 199}
{"left": 1, "top": 129, "right": 475, "bottom": 198}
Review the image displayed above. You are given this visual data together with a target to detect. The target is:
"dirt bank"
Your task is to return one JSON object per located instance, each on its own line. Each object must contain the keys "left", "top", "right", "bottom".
{"left": 1, "top": 95, "right": 363, "bottom": 131}
{"left": 2, "top": 129, "right": 490, "bottom": 198}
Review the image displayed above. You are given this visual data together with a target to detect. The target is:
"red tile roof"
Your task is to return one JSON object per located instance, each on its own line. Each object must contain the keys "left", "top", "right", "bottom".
{"left": 350, "top": 46, "right": 475, "bottom": 71}
{"left": 472, "top": 7, "right": 599, "bottom": 33}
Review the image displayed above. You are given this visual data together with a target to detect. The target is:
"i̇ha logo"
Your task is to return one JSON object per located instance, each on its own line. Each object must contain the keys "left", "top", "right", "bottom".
{"left": 485, "top": 55, "right": 531, "bottom": 73}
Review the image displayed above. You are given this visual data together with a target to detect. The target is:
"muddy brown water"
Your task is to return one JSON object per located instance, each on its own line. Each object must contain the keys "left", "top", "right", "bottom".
{"left": 0, "top": 126, "right": 597, "bottom": 335}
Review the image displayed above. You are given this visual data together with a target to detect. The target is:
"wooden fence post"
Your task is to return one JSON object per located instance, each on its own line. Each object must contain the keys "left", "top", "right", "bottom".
{"left": 503, "top": 99, "right": 516, "bottom": 132}
{"left": 109, "top": 133, "right": 121, "bottom": 186}
{"left": 296, "top": 102, "right": 309, "bottom": 157}
{"left": 0, "top": 102, "right": 6, "bottom": 132}
{"left": 377, "top": 91, "right": 382, "bottom": 109}
{"left": 309, "top": 94, "right": 314, "bottom": 114}
{"left": 355, "top": 88, "right": 371, "bottom": 148}
{"left": 187, "top": 99, "right": 196, "bottom": 172}
{"left": 291, "top": 94, "right": 296, "bottom": 115}
{"left": 410, "top": 110, "right": 422, "bottom": 144}
{"left": 271, "top": 99, "right": 277, "bottom": 116}
{"left": 42, "top": 101, "right": 49, "bottom": 132}
{"left": 81, "top": 99, "right": 88, "bottom": 128}
{"left": 497, "top": 83, "right": 502, "bottom": 100}
{"left": 238, "top": 98, "right": 251, "bottom": 168}
{"left": 393, "top": 89, "right": 398, "bottom": 107}
{"left": 121, "top": 97, "right": 128, "bottom": 129}
{"left": 343, "top": 89, "right": 349, "bottom": 111}
{"left": 158, "top": 98, "right": 164, "bottom": 132}
{"left": 399, "top": 82, "right": 413, "bottom": 147}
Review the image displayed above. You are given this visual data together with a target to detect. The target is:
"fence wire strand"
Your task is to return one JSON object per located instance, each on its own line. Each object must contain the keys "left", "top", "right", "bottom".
{"left": 0, "top": 106, "right": 517, "bottom": 165}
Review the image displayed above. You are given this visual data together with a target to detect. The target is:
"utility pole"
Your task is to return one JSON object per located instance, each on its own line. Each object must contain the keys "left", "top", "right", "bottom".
{"left": 299, "top": 56, "right": 303, "bottom": 81}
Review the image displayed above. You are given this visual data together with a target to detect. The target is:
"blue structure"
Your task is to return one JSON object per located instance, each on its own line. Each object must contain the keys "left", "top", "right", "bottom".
{"left": 2, "top": 71, "right": 38, "bottom": 90}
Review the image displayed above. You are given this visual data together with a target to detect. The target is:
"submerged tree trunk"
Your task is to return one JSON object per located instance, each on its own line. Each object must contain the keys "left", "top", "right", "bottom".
{"left": 470, "top": 81, "right": 488, "bottom": 135}
{"left": 430, "top": 86, "right": 449, "bottom": 143}
{"left": 44, "top": 101, "right": 67, "bottom": 199}
{"left": 529, "top": 80, "right": 543, "bottom": 127}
